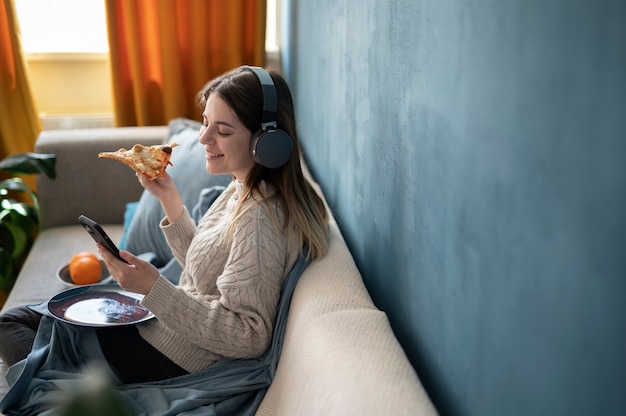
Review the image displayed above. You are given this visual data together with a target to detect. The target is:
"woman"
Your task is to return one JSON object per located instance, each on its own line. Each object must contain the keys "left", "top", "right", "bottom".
{"left": 0, "top": 66, "right": 329, "bottom": 385}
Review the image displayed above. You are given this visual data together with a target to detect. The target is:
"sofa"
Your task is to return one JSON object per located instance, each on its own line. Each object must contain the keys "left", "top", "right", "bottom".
{"left": 0, "top": 121, "right": 438, "bottom": 415}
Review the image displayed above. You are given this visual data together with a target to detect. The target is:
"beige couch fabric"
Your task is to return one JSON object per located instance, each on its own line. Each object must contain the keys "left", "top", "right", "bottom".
{"left": 257, "top": 219, "right": 437, "bottom": 415}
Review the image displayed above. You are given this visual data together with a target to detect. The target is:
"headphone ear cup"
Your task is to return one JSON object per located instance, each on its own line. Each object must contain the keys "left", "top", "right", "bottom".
{"left": 250, "top": 128, "right": 294, "bottom": 169}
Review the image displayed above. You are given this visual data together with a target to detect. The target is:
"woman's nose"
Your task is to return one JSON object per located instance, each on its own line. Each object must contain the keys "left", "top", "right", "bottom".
{"left": 199, "top": 127, "right": 215, "bottom": 144}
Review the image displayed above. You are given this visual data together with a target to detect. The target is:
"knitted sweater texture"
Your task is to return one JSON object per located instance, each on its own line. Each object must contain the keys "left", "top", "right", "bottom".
{"left": 138, "top": 181, "right": 299, "bottom": 373}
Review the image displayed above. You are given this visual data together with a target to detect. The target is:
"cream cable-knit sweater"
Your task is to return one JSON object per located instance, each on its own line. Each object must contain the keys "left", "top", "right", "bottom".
{"left": 138, "top": 180, "right": 299, "bottom": 373}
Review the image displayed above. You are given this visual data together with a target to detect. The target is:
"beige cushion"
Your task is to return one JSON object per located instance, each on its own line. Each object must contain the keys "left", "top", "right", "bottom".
{"left": 256, "top": 221, "right": 438, "bottom": 415}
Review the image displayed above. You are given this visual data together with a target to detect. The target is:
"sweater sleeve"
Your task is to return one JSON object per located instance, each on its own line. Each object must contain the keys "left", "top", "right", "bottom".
{"left": 141, "top": 202, "right": 288, "bottom": 358}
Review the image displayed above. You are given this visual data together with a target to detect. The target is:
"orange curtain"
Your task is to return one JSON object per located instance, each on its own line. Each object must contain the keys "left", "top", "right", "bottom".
{"left": 0, "top": 0, "right": 41, "bottom": 171}
{"left": 105, "top": 0, "right": 267, "bottom": 127}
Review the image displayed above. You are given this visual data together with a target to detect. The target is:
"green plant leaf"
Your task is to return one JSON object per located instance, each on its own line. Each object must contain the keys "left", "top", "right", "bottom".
{"left": 0, "top": 152, "right": 57, "bottom": 179}
{"left": 0, "top": 221, "right": 27, "bottom": 259}
{"left": 1, "top": 199, "right": 27, "bottom": 216}
{"left": 0, "top": 178, "right": 40, "bottom": 220}
{"left": 1, "top": 201, "right": 37, "bottom": 237}
{"left": 0, "top": 177, "right": 37, "bottom": 197}
{"left": 1, "top": 177, "right": 30, "bottom": 191}
{"left": 0, "top": 248, "right": 15, "bottom": 292}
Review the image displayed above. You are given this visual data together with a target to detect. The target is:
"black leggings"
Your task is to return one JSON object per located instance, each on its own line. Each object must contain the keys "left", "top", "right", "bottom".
{"left": 0, "top": 306, "right": 188, "bottom": 384}
{"left": 96, "top": 325, "right": 188, "bottom": 384}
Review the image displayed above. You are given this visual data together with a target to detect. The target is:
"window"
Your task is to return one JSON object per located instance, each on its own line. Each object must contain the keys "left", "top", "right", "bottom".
{"left": 15, "top": 0, "right": 280, "bottom": 124}
{"left": 266, "top": 0, "right": 279, "bottom": 53}
{"left": 15, "top": 0, "right": 279, "bottom": 55}
{"left": 14, "top": 0, "right": 109, "bottom": 54}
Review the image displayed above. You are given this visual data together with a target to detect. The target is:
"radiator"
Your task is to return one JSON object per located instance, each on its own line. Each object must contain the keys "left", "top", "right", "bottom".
{"left": 40, "top": 113, "right": 115, "bottom": 130}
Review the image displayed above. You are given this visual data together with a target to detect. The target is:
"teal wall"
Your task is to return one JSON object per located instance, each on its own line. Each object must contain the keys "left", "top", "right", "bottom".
{"left": 281, "top": 0, "right": 626, "bottom": 415}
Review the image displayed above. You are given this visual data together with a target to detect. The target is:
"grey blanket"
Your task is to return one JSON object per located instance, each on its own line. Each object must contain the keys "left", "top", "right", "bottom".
{"left": 0, "top": 253, "right": 310, "bottom": 416}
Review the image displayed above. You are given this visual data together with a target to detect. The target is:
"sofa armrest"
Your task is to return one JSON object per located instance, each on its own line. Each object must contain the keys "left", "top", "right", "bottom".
{"left": 35, "top": 126, "right": 169, "bottom": 229}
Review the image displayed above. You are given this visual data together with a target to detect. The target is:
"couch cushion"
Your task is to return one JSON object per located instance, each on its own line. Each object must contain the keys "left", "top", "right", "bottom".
{"left": 256, "top": 221, "right": 438, "bottom": 416}
{"left": 259, "top": 310, "right": 436, "bottom": 416}
{"left": 124, "top": 119, "right": 231, "bottom": 264}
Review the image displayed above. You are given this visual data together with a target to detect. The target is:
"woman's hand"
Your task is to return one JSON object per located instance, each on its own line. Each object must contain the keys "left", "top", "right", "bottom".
{"left": 137, "top": 172, "right": 185, "bottom": 223}
{"left": 137, "top": 171, "right": 175, "bottom": 200}
{"left": 97, "top": 243, "right": 160, "bottom": 295}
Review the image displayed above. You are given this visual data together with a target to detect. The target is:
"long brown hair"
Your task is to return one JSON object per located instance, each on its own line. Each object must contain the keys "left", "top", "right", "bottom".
{"left": 197, "top": 66, "right": 328, "bottom": 260}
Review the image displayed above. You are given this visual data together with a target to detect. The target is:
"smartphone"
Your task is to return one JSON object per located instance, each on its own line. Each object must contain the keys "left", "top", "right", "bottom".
{"left": 78, "top": 215, "right": 130, "bottom": 264}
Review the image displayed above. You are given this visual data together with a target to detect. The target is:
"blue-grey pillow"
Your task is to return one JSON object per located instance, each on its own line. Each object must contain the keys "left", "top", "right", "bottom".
{"left": 118, "top": 201, "right": 139, "bottom": 250}
{"left": 124, "top": 118, "right": 231, "bottom": 265}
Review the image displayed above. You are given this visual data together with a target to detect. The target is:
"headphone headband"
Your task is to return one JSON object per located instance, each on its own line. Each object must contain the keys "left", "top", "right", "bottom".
{"left": 246, "top": 66, "right": 278, "bottom": 129}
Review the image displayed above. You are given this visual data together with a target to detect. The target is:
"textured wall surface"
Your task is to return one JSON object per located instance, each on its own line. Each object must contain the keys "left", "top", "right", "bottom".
{"left": 281, "top": 0, "right": 626, "bottom": 415}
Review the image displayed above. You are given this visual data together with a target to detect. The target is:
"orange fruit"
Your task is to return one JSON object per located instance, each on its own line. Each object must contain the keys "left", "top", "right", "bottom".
{"left": 70, "top": 251, "right": 98, "bottom": 265}
{"left": 69, "top": 252, "right": 102, "bottom": 285}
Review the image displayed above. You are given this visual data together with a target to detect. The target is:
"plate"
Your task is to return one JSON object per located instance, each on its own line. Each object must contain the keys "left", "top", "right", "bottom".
{"left": 48, "top": 284, "right": 155, "bottom": 327}
{"left": 56, "top": 260, "right": 115, "bottom": 288}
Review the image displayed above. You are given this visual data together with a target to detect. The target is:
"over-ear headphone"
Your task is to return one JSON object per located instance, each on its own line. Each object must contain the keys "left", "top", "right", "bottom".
{"left": 246, "top": 66, "right": 293, "bottom": 169}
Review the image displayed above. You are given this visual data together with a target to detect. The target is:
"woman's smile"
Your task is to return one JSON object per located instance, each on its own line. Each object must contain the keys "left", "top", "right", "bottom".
{"left": 205, "top": 150, "right": 224, "bottom": 160}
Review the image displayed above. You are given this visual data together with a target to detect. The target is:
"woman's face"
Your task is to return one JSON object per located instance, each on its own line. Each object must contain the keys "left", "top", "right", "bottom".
{"left": 199, "top": 93, "right": 255, "bottom": 181}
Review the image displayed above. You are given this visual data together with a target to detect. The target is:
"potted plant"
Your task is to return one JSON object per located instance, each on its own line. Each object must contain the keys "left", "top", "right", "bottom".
{"left": 0, "top": 152, "right": 56, "bottom": 305}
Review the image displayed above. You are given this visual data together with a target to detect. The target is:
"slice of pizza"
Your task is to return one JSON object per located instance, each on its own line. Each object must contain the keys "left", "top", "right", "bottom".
{"left": 98, "top": 142, "right": 179, "bottom": 180}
